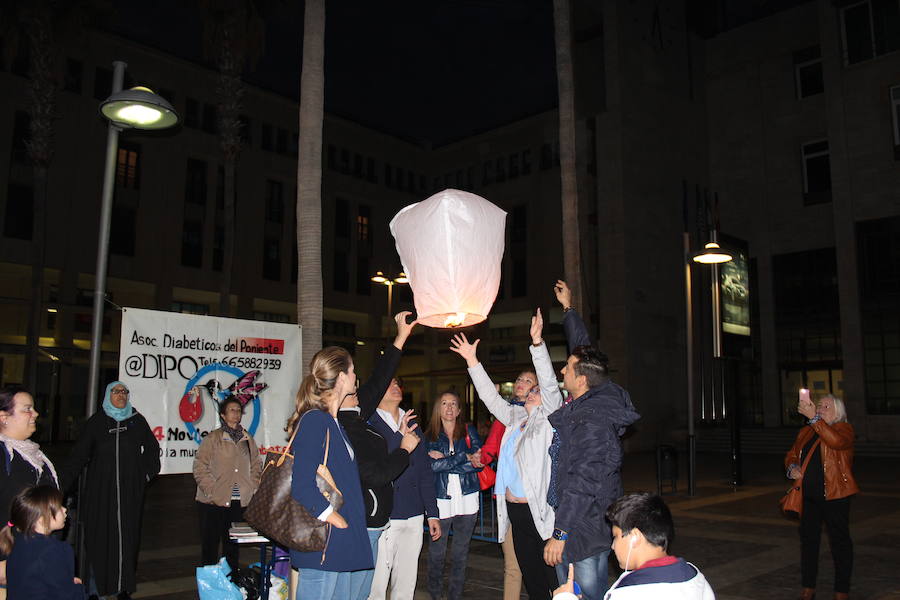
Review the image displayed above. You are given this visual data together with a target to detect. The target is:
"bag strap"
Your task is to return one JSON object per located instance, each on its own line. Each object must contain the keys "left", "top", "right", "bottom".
{"left": 798, "top": 438, "right": 821, "bottom": 476}
{"left": 323, "top": 428, "right": 331, "bottom": 465}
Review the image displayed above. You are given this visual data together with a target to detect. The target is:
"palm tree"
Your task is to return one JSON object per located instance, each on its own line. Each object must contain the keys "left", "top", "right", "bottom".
{"left": 553, "top": 0, "right": 585, "bottom": 315}
{"left": 2, "top": 1, "right": 73, "bottom": 393}
{"left": 296, "top": 0, "right": 325, "bottom": 375}
{"left": 198, "top": 0, "right": 266, "bottom": 317}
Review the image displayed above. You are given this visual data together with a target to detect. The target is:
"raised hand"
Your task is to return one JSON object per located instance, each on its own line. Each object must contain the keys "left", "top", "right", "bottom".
{"left": 554, "top": 280, "right": 572, "bottom": 310}
{"left": 797, "top": 389, "right": 816, "bottom": 419}
{"left": 393, "top": 311, "right": 418, "bottom": 349}
{"left": 400, "top": 430, "right": 421, "bottom": 453}
{"left": 530, "top": 308, "right": 544, "bottom": 345}
{"left": 449, "top": 333, "right": 480, "bottom": 367}
{"left": 399, "top": 410, "right": 419, "bottom": 435}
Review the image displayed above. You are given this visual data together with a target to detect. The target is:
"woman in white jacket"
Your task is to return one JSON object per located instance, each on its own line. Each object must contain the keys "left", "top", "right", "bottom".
{"left": 450, "top": 308, "right": 562, "bottom": 599}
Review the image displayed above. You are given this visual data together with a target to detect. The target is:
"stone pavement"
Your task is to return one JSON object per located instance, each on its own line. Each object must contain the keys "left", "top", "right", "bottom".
{"left": 78, "top": 450, "right": 900, "bottom": 599}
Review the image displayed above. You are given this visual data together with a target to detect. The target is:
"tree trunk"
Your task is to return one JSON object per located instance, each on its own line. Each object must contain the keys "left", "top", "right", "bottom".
{"left": 553, "top": 0, "right": 585, "bottom": 316}
{"left": 220, "top": 159, "right": 236, "bottom": 316}
{"left": 25, "top": 166, "right": 48, "bottom": 393}
{"left": 23, "top": 7, "right": 56, "bottom": 393}
{"left": 215, "top": 17, "right": 244, "bottom": 318}
{"left": 296, "top": 0, "right": 325, "bottom": 376}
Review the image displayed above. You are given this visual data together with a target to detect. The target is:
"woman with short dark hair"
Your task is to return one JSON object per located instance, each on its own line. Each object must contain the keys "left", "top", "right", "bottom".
{"left": 0, "top": 386, "right": 59, "bottom": 590}
{"left": 193, "top": 397, "right": 262, "bottom": 570}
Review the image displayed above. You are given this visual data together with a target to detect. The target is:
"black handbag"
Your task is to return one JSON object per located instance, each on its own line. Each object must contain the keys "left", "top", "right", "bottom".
{"left": 244, "top": 412, "right": 344, "bottom": 559}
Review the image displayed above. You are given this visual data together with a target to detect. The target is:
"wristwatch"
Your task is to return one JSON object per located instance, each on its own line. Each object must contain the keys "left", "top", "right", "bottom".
{"left": 552, "top": 528, "right": 569, "bottom": 541}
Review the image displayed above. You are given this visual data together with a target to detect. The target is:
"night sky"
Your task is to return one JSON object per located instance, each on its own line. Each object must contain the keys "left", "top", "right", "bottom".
{"left": 110, "top": 0, "right": 558, "bottom": 146}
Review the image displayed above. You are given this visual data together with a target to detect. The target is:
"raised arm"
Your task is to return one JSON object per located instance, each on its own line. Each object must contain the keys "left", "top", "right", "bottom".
{"left": 529, "top": 308, "right": 563, "bottom": 413}
{"left": 357, "top": 311, "right": 417, "bottom": 421}
{"left": 450, "top": 332, "right": 516, "bottom": 426}
{"left": 555, "top": 280, "right": 592, "bottom": 352}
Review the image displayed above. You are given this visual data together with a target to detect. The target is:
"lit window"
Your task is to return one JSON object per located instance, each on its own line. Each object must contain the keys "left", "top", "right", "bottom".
{"left": 116, "top": 143, "right": 140, "bottom": 189}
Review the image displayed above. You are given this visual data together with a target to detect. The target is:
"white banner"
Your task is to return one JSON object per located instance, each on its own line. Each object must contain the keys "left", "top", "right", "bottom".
{"left": 118, "top": 307, "right": 302, "bottom": 474}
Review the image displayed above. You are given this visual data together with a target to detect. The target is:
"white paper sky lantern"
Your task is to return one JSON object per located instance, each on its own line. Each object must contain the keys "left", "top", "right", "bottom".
{"left": 389, "top": 189, "right": 507, "bottom": 328}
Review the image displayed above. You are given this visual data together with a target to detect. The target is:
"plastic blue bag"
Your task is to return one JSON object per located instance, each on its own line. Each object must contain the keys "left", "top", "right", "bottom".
{"left": 197, "top": 557, "right": 243, "bottom": 600}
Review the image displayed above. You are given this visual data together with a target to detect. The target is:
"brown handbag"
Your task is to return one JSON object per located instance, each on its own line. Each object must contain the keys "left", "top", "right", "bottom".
{"left": 244, "top": 413, "right": 344, "bottom": 556}
{"left": 779, "top": 438, "right": 821, "bottom": 518}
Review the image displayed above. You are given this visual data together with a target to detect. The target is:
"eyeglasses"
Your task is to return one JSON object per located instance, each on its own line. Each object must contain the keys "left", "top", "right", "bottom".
{"left": 111, "top": 388, "right": 129, "bottom": 395}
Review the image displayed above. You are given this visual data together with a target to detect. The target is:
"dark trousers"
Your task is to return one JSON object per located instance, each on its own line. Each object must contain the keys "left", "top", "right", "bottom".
{"left": 428, "top": 513, "right": 477, "bottom": 600}
{"left": 800, "top": 496, "right": 853, "bottom": 593}
{"left": 506, "top": 501, "right": 558, "bottom": 599}
{"left": 198, "top": 500, "right": 244, "bottom": 570}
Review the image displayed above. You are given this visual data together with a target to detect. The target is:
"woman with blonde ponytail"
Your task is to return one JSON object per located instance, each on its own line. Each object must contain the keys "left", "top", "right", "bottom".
{"left": 288, "top": 313, "right": 418, "bottom": 600}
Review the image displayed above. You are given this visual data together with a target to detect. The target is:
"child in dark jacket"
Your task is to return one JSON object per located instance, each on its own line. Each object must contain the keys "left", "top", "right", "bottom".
{"left": 0, "top": 485, "right": 84, "bottom": 599}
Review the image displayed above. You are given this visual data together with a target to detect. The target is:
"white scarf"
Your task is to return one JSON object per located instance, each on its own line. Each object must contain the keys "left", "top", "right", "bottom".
{"left": 0, "top": 433, "right": 59, "bottom": 486}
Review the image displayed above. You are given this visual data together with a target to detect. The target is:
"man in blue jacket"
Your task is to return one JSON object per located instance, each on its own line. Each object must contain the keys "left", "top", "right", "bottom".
{"left": 543, "top": 280, "right": 640, "bottom": 600}
{"left": 368, "top": 377, "right": 442, "bottom": 599}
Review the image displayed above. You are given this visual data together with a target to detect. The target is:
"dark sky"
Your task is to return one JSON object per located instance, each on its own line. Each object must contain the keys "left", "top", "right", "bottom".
{"left": 111, "top": 0, "right": 558, "bottom": 146}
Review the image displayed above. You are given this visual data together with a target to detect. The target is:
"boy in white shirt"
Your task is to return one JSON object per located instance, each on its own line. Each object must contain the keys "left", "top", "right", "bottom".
{"left": 553, "top": 493, "right": 715, "bottom": 600}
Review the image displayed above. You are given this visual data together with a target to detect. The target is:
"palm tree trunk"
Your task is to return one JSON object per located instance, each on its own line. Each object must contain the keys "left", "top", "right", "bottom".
{"left": 215, "top": 18, "right": 243, "bottom": 317}
{"left": 553, "top": 0, "right": 585, "bottom": 316}
{"left": 296, "top": 0, "right": 325, "bottom": 375}
{"left": 220, "top": 159, "right": 236, "bottom": 316}
{"left": 26, "top": 166, "right": 48, "bottom": 392}
{"left": 23, "top": 8, "right": 56, "bottom": 393}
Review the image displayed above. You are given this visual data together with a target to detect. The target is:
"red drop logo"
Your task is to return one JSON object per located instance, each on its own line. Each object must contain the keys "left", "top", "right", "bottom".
{"left": 179, "top": 388, "right": 203, "bottom": 423}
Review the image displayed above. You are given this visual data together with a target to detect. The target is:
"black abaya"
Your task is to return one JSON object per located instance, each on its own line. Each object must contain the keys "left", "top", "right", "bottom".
{"left": 61, "top": 410, "right": 160, "bottom": 595}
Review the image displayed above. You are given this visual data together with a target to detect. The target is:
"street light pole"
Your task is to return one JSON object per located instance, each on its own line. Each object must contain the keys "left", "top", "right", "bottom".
{"left": 86, "top": 60, "right": 125, "bottom": 417}
{"left": 86, "top": 63, "right": 179, "bottom": 416}
{"left": 684, "top": 230, "right": 696, "bottom": 497}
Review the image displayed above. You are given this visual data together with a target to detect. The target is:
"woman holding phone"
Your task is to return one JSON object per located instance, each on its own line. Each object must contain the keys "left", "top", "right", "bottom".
{"left": 784, "top": 389, "right": 858, "bottom": 600}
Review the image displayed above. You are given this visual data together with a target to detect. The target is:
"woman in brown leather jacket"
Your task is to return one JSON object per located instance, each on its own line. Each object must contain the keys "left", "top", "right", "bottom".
{"left": 193, "top": 397, "right": 262, "bottom": 570}
{"left": 785, "top": 392, "right": 859, "bottom": 600}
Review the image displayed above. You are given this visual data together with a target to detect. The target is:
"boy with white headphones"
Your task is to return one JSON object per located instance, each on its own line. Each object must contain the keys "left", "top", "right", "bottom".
{"left": 553, "top": 493, "right": 715, "bottom": 599}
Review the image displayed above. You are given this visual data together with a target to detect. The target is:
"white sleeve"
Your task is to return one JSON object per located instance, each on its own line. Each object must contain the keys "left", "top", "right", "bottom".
{"left": 467, "top": 362, "right": 516, "bottom": 426}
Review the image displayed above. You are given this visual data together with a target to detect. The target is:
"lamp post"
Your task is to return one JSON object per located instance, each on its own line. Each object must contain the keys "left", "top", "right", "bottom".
{"left": 86, "top": 61, "right": 178, "bottom": 416}
{"left": 370, "top": 271, "right": 409, "bottom": 318}
{"left": 686, "top": 228, "right": 733, "bottom": 496}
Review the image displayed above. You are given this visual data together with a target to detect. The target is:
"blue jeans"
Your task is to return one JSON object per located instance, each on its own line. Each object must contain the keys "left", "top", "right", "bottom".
{"left": 296, "top": 568, "right": 351, "bottom": 600}
{"left": 348, "top": 529, "right": 383, "bottom": 600}
{"left": 554, "top": 550, "right": 610, "bottom": 600}
{"left": 427, "top": 513, "right": 478, "bottom": 600}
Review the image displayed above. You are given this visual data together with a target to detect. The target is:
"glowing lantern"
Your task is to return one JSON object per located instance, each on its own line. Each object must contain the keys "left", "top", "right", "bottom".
{"left": 390, "top": 189, "right": 507, "bottom": 328}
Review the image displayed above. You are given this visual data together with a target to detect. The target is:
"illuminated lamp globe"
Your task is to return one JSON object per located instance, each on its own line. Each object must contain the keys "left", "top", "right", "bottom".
{"left": 692, "top": 241, "right": 733, "bottom": 264}
{"left": 394, "top": 272, "right": 409, "bottom": 284}
{"left": 371, "top": 271, "right": 388, "bottom": 284}
{"left": 100, "top": 86, "right": 179, "bottom": 130}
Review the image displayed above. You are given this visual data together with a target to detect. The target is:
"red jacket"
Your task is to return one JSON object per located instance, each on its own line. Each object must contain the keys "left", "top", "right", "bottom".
{"left": 481, "top": 419, "right": 506, "bottom": 466}
{"left": 784, "top": 420, "right": 859, "bottom": 501}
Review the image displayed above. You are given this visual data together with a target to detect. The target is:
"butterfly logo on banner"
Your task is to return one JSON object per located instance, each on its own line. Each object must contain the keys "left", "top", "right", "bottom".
{"left": 178, "top": 364, "right": 268, "bottom": 444}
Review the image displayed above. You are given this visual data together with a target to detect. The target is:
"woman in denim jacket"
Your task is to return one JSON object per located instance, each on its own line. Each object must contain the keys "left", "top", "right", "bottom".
{"left": 425, "top": 392, "right": 482, "bottom": 600}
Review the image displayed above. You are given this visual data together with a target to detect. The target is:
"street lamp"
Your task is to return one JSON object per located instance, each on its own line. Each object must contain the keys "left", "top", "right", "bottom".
{"left": 371, "top": 271, "right": 409, "bottom": 317}
{"left": 684, "top": 222, "right": 732, "bottom": 496}
{"left": 86, "top": 61, "right": 179, "bottom": 416}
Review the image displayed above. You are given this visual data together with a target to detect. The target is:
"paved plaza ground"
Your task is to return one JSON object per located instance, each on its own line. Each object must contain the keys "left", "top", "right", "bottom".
{"left": 50, "top": 448, "right": 900, "bottom": 599}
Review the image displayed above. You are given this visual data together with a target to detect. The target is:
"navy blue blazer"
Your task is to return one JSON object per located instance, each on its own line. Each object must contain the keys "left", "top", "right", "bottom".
{"left": 290, "top": 409, "right": 372, "bottom": 572}
{"left": 7, "top": 532, "right": 85, "bottom": 599}
{"left": 368, "top": 411, "right": 439, "bottom": 520}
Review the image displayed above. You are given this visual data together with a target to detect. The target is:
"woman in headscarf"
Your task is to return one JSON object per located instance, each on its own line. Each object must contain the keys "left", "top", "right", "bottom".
{"left": 60, "top": 381, "right": 160, "bottom": 600}
{"left": 0, "top": 386, "right": 59, "bottom": 590}
{"left": 193, "top": 397, "right": 262, "bottom": 570}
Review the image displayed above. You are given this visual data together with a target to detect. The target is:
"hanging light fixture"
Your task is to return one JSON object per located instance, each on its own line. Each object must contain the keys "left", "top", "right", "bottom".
{"left": 692, "top": 230, "right": 733, "bottom": 264}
